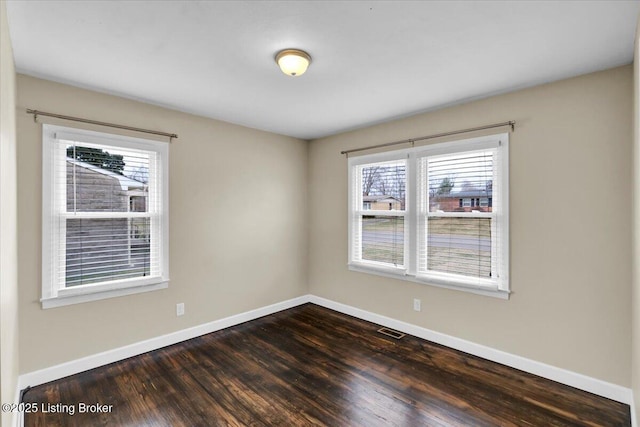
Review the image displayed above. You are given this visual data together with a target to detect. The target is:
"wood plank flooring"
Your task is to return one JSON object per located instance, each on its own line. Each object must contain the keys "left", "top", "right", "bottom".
{"left": 23, "top": 304, "right": 630, "bottom": 426}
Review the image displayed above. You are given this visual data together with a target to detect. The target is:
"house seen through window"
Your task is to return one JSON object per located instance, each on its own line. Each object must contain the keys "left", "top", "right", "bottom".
{"left": 65, "top": 146, "right": 151, "bottom": 286}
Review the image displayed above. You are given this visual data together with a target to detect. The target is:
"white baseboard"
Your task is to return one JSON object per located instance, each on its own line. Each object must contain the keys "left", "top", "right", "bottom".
{"left": 631, "top": 394, "right": 637, "bottom": 427}
{"left": 18, "top": 295, "right": 309, "bottom": 391}
{"left": 308, "top": 295, "right": 634, "bottom": 405}
{"left": 18, "top": 293, "right": 633, "bottom": 415}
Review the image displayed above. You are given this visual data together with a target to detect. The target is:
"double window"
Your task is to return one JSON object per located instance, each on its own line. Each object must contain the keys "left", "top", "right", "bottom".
{"left": 348, "top": 133, "right": 509, "bottom": 298}
{"left": 42, "top": 125, "right": 169, "bottom": 308}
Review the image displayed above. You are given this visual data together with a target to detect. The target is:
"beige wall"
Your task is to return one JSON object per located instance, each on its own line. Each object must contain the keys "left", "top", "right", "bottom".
{"left": 0, "top": 1, "right": 19, "bottom": 425}
{"left": 17, "top": 75, "right": 308, "bottom": 373}
{"left": 309, "top": 66, "right": 633, "bottom": 386}
{"left": 633, "top": 20, "right": 640, "bottom": 423}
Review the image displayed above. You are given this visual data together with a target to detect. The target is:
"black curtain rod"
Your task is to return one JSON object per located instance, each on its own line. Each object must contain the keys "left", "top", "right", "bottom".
{"left": 26, "top": 109, "right": 178, "bottom": 141}
{"left": 341, "top": 120, "right": 515, "bottom": 155}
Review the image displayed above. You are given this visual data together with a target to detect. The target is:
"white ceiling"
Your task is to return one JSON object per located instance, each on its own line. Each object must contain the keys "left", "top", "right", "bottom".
{"left": 6, "top": 1, "right": 640, "bottom": 140}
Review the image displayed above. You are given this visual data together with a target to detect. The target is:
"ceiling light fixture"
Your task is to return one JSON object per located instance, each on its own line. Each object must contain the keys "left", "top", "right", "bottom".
{"left": 275, "top": 49, "right": 311, "bottom": 77}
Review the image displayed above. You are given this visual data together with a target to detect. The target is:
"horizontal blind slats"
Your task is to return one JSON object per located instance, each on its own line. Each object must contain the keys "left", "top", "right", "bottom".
{"left": 421, "top": 149, "right": 498, "bottom": 281}
{"left": 52, "top": 137, "right": 162, "bottom": 289}
{"left": 355, "top": 158, "right": 407, "bottom": 268}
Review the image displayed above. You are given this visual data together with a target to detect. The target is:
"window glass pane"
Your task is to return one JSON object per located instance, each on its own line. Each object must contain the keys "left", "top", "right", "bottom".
{"left": 361, "top": 216, "right": 404, "bottom": 266}
{"left": 65, "top": 218, "right": 151, "bottom": 287}
{"left": 360, "top": 160, "right": 405, "bottom": 211}
{"left": 427, "top": 217, "right": 491, "bottom": 278}
{"left": 428, "top": 151, "right": 493, "bottom": 213}
{"left": 66, "top": 144, "right": 149, "bottom": 213}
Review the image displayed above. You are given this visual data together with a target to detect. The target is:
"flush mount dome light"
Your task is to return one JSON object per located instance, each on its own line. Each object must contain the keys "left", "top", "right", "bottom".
{"left": 275, "top": 49, "right": 311, "bottom": 77}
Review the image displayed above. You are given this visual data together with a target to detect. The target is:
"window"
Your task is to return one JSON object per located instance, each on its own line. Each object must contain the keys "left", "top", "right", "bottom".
{"left": 42, "top": 125, "right": 169, "bottom": 308}
{"left": 350, "top": 158, "right": 407, "bottom": 270}
{"left": 348, "top": 133, "right": 509, "bottom": 298}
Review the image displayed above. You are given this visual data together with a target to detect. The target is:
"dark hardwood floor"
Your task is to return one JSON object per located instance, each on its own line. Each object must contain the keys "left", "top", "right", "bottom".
{"left": 23, "top": 303, "right": 630, "bottom": 426}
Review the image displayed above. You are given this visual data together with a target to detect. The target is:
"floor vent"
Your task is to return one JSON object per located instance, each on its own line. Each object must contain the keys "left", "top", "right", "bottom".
{"left": 377, "top": 327, "right": 406, "bottom": 339}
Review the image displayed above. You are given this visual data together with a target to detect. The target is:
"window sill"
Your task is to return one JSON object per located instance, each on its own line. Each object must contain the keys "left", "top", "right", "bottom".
{"left": 348, "top": 261, "right": 406, "bottom": 276}
{"left": 41, "top": 281, "right": 168, "bottom": 309}
{"left": 348, "top": 264, "right": 510, "bottom": 300}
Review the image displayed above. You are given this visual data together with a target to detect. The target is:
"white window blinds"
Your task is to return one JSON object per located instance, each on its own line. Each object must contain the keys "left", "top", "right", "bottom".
{"left": 351, "top": 159, "right": 407, "bottom": 270}
{"left": 417, "top": 144, "right": 507, "bottom": 289}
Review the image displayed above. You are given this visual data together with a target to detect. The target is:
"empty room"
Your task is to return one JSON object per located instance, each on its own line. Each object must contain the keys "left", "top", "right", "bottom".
{"left": 1, "top": 1, "right": 640, "bottom": 426}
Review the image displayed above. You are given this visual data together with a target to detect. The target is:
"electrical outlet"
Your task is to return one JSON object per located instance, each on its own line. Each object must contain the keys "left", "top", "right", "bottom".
{"left": 413, "top": 298, "right": 421, "bottom": 312}
{"left": 176, "top": 303, "right": 185, "bottom": 316}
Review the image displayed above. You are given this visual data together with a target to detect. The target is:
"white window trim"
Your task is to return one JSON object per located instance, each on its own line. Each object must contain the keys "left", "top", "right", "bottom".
{"left": 42, "top": 124, "right": 170, "bottom": 309}
{"left": 348, "top": 133, "right": 509, "bottom": 299}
